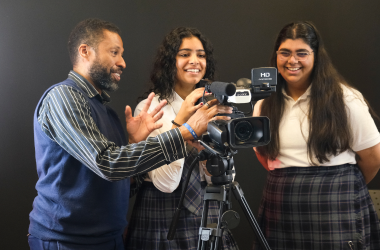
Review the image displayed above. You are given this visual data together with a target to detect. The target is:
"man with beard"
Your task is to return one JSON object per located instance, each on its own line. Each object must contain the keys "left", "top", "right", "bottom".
{"left": 28, "top": 19, "right": 232, "bottom": 250}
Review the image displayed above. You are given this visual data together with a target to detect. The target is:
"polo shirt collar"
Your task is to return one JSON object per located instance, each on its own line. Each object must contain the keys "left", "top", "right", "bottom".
{"left": 167, "top": 91, "right": 184, "bottom": 115}
{"left": 68, "top": 70, "right": 111, "bottom": 103}
{"left": 282, "top": 83, "right": 312, "bottom": 101}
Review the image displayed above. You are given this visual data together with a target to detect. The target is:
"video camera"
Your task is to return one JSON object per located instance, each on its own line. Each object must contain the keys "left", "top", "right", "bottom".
{"left": 168, "top": 68, "right": 278, "bottom": 248}
{"left": 199, "top": 67, "right": 277, "bottom": 152}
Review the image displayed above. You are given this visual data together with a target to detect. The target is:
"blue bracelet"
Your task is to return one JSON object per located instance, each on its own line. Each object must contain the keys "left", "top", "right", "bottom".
{"left": 183, "top": 123, "right": 198, "bottom": 140}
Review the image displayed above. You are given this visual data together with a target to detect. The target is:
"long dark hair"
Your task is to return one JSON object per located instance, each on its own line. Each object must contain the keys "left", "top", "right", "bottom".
{"left": 257, "top": 21, "right": 355, "bottom": 164}
{"left": 139, "top": 27, "right": 216, "bottom": 102}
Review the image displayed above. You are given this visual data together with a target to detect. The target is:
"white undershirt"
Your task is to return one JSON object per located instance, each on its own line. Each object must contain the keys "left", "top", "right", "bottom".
{"left": 134, "top": 92, "right": 212, "bottom": 193}
{"left": 253, "top": 84, "right": 380, "bottom": 169}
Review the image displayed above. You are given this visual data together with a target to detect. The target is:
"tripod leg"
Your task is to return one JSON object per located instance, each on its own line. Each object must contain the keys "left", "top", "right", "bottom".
{"left": 213, "top": 200, "right": 224, "bottom": 250}
{"left": 198, "top": 185, "right": 228, "bottom": 250}
{"left": 198, "top": 199, "right": 209, "bottom": 250}
{"left": 231, "top": 182, "right": 271, "bottom": 250}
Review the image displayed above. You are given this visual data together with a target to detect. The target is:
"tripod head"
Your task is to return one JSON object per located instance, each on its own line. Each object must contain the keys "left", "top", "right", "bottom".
{"left": 199, "top": 139, "right": 235, "bottom": 186}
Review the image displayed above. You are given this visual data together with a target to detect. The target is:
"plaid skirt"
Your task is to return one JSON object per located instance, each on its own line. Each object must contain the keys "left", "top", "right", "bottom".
{"left": 125, "top": 181, "right": 239, "bottom": 250}
{"left": 252, "top": 164, "right": 380, "bottom": 250}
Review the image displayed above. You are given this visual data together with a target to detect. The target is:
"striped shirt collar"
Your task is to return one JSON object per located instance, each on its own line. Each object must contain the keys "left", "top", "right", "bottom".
{"left": 68, "top": 70, "right": 111, "bottom": 103}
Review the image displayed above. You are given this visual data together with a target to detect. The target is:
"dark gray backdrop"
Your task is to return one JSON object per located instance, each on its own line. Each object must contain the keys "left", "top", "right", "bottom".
{"left": 1, "top": 1, "right": 379, "bottom": 249}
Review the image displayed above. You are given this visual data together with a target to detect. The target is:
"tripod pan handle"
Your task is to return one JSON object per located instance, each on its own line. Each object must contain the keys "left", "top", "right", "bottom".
{"left": 167, "top": 208, "right": 182, "bottom": 240}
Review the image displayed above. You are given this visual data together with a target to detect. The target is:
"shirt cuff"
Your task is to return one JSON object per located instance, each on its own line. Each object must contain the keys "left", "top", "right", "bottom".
{"left": 129, "top": 173, "right": 147, "bottom": 198}
{"left": 157, "top": 128, "right": 187, "bottom": 163}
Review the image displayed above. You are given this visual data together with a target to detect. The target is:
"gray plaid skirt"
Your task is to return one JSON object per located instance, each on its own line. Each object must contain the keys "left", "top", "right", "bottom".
{"left": 125, "top": 181, "right": 239, "bottom": 250}
{"left": 252, "top": 164, "right": 380, "bottom": 250}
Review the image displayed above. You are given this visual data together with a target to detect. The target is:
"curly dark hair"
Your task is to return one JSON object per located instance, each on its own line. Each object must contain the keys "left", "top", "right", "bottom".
{"left": 257, "top": 21, "right": 355, "bottom": 164}
{"left": 139, "top": 27, "right": 216, "bottom": 102}
{"left": 67, "top": 18, "right": 121, "bottom": 66}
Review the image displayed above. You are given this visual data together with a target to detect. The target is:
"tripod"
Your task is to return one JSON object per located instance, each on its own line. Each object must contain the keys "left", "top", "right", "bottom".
{"left": 167, "top": 142, "right": 271, "bottom": 250}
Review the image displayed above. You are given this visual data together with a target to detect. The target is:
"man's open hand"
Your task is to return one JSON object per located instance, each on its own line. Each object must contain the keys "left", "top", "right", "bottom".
{"left": 125, "top": 92, "right": 166, "bottom": 143}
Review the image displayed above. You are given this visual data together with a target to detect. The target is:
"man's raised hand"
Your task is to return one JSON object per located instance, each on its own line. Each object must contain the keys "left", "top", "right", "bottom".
{"left": 125, "top": 92, "right": 166, "bottom": 143}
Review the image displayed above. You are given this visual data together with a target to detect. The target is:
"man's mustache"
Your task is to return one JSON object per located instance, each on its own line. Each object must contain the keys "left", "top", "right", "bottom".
{"left": 111, "top": 66, "right": 123, "bottom": 75}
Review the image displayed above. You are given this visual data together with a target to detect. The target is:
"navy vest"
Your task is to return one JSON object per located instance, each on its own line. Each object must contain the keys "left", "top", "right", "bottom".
{"left": 29, "top": 78, "right": 130, "bottom": 244}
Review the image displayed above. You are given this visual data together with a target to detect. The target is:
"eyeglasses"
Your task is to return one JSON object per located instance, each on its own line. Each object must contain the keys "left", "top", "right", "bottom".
{"left": 276, "top": 50, "right": 313, "bottom": 61}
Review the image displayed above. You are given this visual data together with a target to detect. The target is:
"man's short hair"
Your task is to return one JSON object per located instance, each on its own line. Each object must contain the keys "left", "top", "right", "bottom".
{"left": 67, "top": 18, "right": 121, "bottom": 66}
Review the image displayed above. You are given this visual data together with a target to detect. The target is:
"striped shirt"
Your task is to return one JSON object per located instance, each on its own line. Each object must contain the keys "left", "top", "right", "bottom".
{"left": 37, "top": 71, "right": 187, "bottom": 182}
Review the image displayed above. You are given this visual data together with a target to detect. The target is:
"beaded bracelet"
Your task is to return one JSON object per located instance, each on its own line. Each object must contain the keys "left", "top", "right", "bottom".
{"left": 183, "top": 123, "right": 198, "bottom": 140}
{"left": 171, "top": 120, "right": 181, "bottom": 127}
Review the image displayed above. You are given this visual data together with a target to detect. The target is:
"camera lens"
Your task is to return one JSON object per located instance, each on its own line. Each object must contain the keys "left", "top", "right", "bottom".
{"left": 234, "top": 120, "right": 253, "bottom": 141}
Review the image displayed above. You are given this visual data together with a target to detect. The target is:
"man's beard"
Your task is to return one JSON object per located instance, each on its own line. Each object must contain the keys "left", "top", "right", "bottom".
{"left": 89, "top": 59, "right": 121, "bottom": 92}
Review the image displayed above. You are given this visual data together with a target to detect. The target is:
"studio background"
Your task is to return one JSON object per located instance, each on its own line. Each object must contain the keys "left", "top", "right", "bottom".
{"left": 1, "top": 1, "right": 379, "bottom": 249}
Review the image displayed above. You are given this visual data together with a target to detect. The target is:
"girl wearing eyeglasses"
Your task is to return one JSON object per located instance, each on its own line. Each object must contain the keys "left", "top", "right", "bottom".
{"left": 253, "top": 21, "right": 380, "bottom": 250}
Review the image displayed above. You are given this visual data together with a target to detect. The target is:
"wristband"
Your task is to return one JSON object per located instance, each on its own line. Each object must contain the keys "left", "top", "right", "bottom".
{"left": 171, "top": 120, "right": 181, "bottom": 127}
{"left": 183, "top": 123, "right": 198, "bottom": 140}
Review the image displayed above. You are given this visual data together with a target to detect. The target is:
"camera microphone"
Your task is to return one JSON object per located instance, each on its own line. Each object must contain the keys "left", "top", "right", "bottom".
{"left": 205, "top": 81, "right": 236, "bottom": 97}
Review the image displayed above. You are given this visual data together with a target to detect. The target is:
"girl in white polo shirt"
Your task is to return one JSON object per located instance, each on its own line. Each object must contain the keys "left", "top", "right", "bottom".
{"left": 253, "top": 21, "right": 380, "bottom": 250}
{"left": 125, "top": 27, "right": 238, "bottom": 250}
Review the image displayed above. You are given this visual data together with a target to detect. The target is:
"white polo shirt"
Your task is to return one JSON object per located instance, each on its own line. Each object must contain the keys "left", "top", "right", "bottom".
{"left": 253, "top": 84, "right": 380, "bottom": 169}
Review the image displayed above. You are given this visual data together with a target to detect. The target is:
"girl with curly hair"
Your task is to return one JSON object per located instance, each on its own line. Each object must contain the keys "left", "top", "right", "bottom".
{"left": 125, "top": 27, "right": 238, "bottom": 250}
